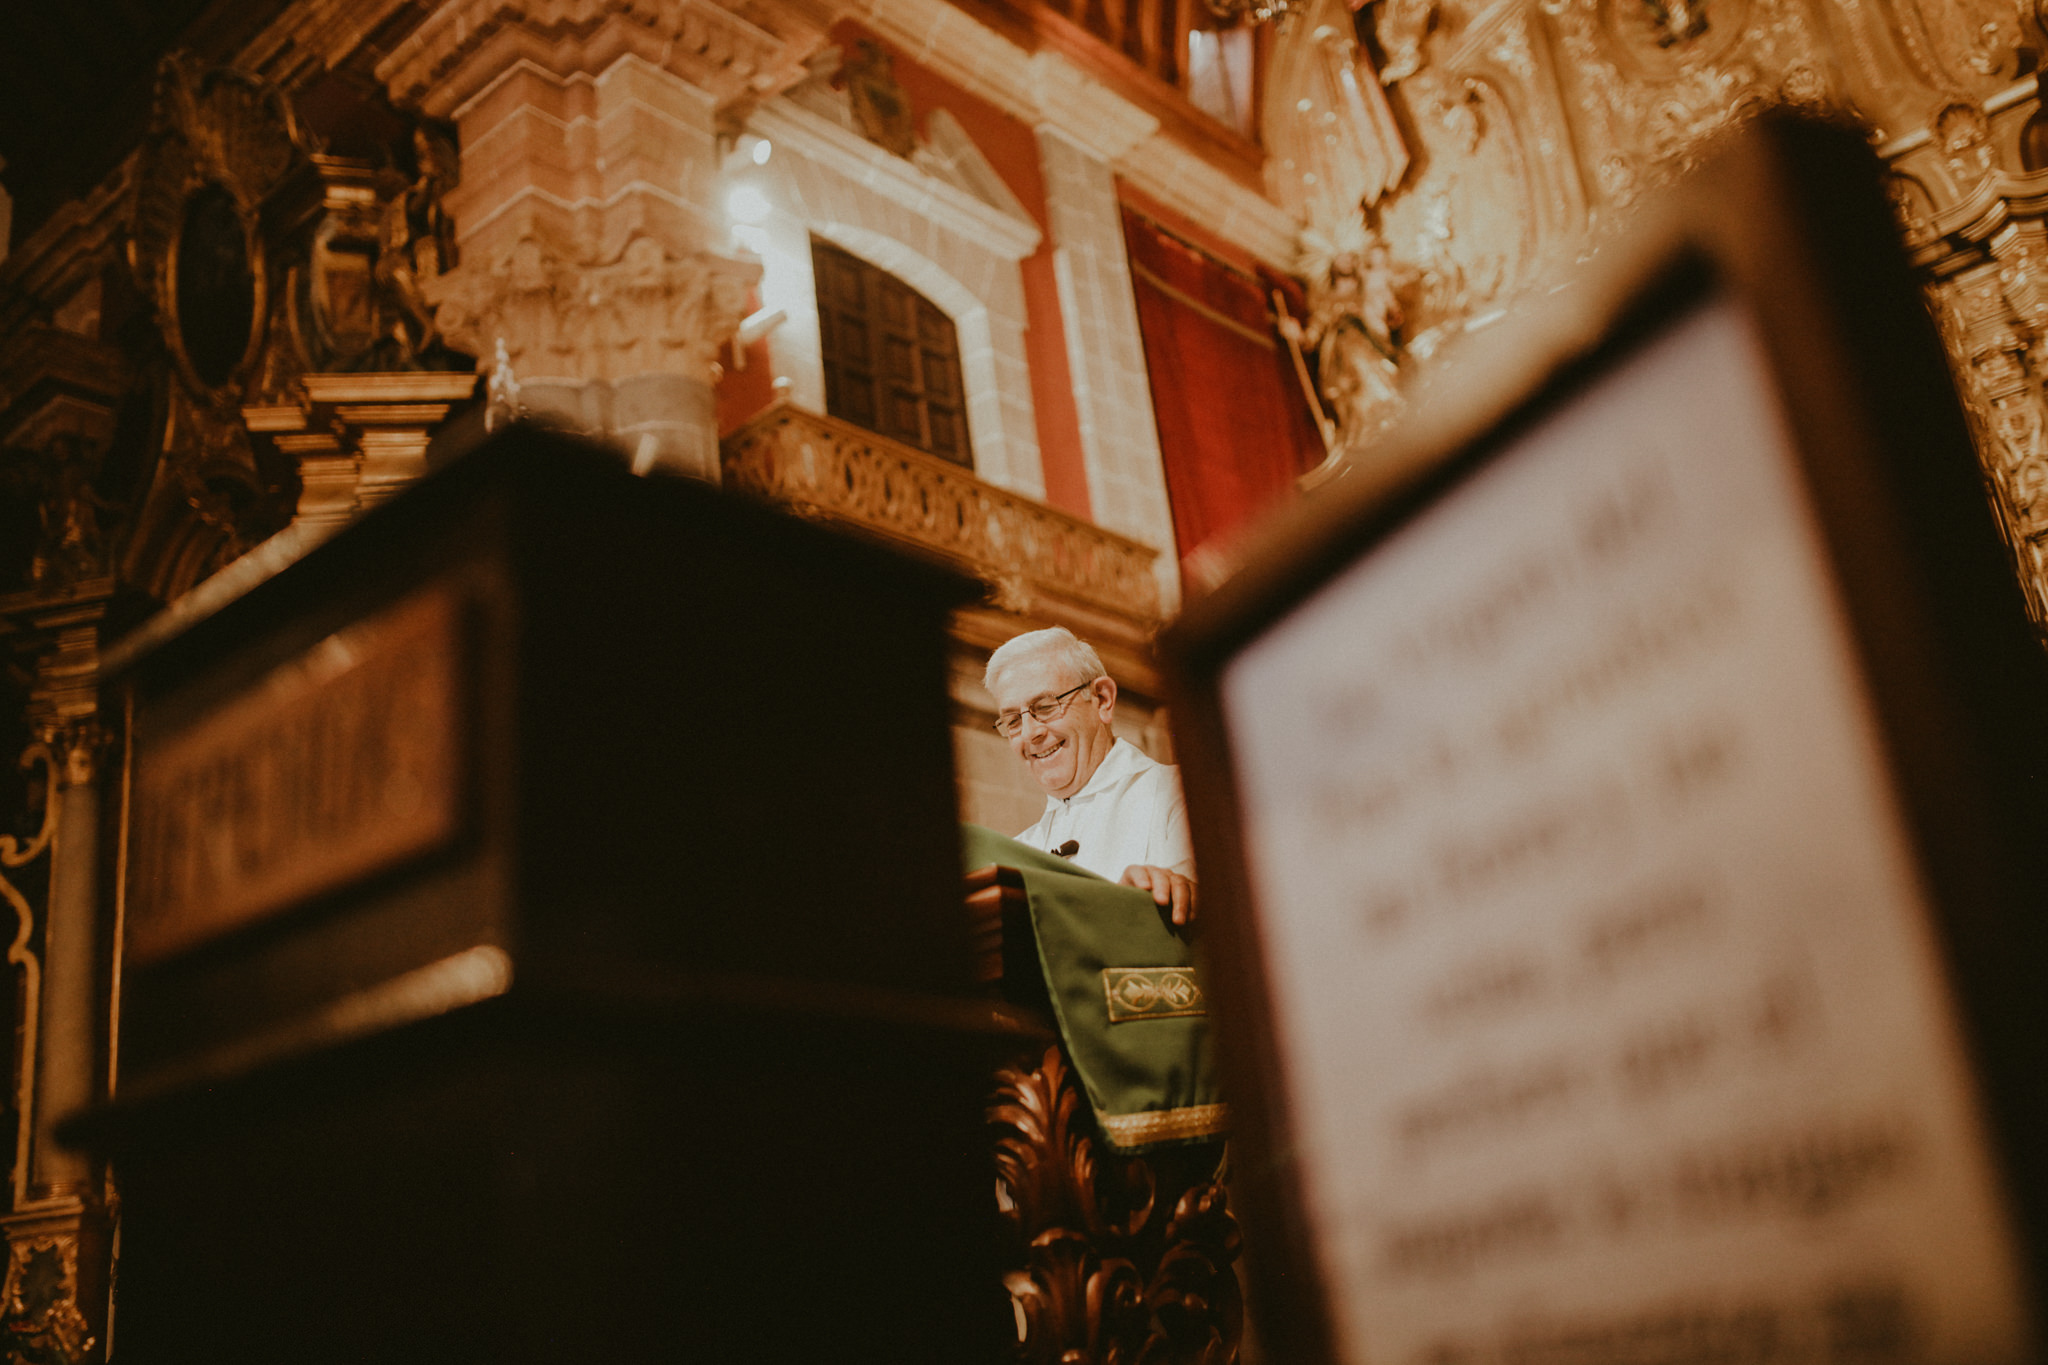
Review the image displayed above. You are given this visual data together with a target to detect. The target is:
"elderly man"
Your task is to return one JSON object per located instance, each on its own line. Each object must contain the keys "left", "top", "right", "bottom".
{"left": 984, "top": 627, "right": 1196, "bottom": 925}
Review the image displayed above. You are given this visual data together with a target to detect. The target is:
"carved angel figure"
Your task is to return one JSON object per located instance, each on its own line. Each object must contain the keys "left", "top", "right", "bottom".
{"left": 1372, "top": 0, "right": 1438, "bottom": 84}
{"left": 373, "top": 126, "right": 461, "bottom": 365}
{"left": 1936, "top": 101, "right": 1994, "bottom": 191}
{"left": 1288, "top": 217, "right": 1410, "bottom": 449}
{"left": 21, "top": 435, "right": 118, "bottom": 587}
{"left": 1642, "top": 0, "right": 1710, "bottom": 47}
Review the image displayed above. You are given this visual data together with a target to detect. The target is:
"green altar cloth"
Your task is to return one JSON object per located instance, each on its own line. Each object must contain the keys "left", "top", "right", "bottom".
{"left": 962, "top": 824, "right": 1227, "bottom": 1153}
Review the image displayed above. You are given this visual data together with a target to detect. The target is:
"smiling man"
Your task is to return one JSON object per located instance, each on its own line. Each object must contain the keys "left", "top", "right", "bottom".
{"left": 984, "top": 627, "right": 1197, "bottom": 925}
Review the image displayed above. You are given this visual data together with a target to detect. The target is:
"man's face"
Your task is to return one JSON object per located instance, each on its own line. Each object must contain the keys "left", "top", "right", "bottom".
{"left": 992, "top": 652, "right": 1117, "bottom": 799}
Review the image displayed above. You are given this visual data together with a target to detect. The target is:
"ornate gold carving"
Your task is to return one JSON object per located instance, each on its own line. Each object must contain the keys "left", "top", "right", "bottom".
{"left": 720, "top": 404, "right": 1163, "bottom": 628}
{"left": 0, "top": 744, "right": 54, "bottom": 1214}
{"left": 991, "top": 1043, "right": 1244, "bottom": 1364}
{"left": 2, "top": 436, "right": 120, "bottom": 591}
{"left": 1287, "top": 219, "right": 1410, "bottom": 459}
{"left": 289, "top": 138, "right": 469, "bottom": 375}
{"left": 1264, "top": 0, "right": 2048, "bottom": 627}
{"left": 844, "top": 39, "right": 920, "bottom": 158}
{"left": 0, "top": 322, "right": 132, "bottom": 610}
{"left": 126, "top": 55, "right": 317, "bottom": 571}
{"left": 128, "top": 56, "right": 308, "bottom": 398}
{"left": 121, "top": 58, "right": 474, "bottom": 580}
{"left": 429, "top": 232, "right": 758, "bottom": 387}
{"left": 0, "top": 1232, "right": 94, "bottom": 1365}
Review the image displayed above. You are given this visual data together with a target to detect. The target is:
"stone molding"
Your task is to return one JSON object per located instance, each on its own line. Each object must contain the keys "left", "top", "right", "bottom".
{"left": 747, "top": 91, "right": 1047, "bottom": 496}
{"left": 377, "top": 0, "right": 811, "bottom": 118}
{"left": 721, "top": 403, "right": 1162, "bottom": 630}
{"left": 0, "top": 164, "right": 131, "bottom": 338}
{"left": 243, "top": 371, "right": 481, "bottom": 530}
{"left": 1027, "top": 50, "right": 1160, "bottom": 161}
{"left": 749, "top": 96, "right": 1044, "bottom": 260}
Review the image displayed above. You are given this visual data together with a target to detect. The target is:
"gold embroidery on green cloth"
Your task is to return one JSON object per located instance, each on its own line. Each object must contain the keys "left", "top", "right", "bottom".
{"left": 1099, "top": 1102, "right": 1230, "bottom": 1146}
{"left": 1102, "top": 966, "right": 1206, "bottom": 1023}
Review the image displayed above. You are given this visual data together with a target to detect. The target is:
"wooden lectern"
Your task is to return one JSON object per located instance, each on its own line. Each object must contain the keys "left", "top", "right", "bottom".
{"left": 83, "top": 425, "right": 1028, "bottom": 1363}
{"left": 965, "top": 859, "right": 1246, "bottom": 1364}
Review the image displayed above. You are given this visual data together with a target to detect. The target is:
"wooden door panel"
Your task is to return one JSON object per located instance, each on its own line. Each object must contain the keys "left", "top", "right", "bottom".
{"left": 811, "top": 237, "right": 972, "bottom": 467}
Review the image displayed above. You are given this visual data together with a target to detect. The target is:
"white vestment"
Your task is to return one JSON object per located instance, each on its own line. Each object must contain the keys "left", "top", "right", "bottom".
{"left": 1015, "top": 738, "right": 1194, "bottom": 882}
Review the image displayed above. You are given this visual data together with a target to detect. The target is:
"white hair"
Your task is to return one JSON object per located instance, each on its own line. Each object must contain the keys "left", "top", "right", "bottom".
{"left": 984, "top": 626, "right": 1107, "bottom": 698}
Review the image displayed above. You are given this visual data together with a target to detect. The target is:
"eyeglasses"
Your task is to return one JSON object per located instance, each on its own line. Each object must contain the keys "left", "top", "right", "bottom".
{"left": 993, "top": 681, "right": 1093, "bottom": 738}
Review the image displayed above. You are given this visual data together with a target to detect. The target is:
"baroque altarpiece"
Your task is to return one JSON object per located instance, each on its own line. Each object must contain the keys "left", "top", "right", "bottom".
{"left": 1270, "top": 0, "right": 2048, "bottom": 626}
{"left": 0, "top": 0, "right": 2044, "bottom": 1356}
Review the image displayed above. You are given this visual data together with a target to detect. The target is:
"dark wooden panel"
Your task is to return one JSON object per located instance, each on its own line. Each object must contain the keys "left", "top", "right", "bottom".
{"left": 811, "top": 237, "right": 971, "bottom": 467}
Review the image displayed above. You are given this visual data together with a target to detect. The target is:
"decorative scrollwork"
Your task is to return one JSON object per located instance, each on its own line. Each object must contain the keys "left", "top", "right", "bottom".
{"left": 721, "top": 405, "right": 1163, "bottom": 626}
{"left": 0, "top": 1235, "right": 94, "bottom": 1365}
{"left": 991, "top": 1044, "right": 1244, "bottom": 1365}
{"left": 428, "top": 231, "right": 757, "bottom": 387}
{"left": 0, "top": 745, "right": 55, "bottom": 1212}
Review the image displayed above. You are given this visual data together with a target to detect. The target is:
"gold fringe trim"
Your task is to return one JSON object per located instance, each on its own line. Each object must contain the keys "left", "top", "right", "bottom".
{"left": 1099, "top": 1102, "right": 1230, "bottom": 1147}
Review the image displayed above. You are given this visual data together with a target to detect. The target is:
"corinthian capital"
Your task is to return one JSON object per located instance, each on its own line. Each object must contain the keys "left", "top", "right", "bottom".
{"left": 432, "top": 232, "right": 760, "bottom": 386}
{"left": 42, "top": 719, "right": 110, "bottom": 790}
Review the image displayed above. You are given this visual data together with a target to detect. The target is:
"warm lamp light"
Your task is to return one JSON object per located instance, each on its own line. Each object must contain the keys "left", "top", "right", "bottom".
{"left": 727, "top": 184, "right": 773, "bottom": 225}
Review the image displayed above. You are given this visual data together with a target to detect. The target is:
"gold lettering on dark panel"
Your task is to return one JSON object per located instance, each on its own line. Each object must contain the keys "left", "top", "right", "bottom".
{"left": 127, "top": 586, "right": 466, "bottom": 965}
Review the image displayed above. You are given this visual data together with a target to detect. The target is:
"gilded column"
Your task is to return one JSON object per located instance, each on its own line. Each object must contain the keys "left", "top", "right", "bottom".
{"left": 377, "top": 0, "right": 826, "bottom": 479}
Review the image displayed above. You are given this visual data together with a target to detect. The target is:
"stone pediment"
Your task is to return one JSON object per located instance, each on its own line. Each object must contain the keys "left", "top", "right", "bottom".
{"left": 780, "top": 58, "right": 1035, "bottom": 231}
{"left": 751, "top": 93, "right": 1043, "bottom": 260}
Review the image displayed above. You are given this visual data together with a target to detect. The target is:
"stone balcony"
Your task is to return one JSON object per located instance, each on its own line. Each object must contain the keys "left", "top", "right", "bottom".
{"left": 720, "top": 404, "right": 1165, "bottom": 671}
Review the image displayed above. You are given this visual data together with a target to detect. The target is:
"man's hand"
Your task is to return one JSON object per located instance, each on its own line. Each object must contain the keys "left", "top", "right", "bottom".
{"left": 1121, "top": 865, "right": 1196, "bottom": 927}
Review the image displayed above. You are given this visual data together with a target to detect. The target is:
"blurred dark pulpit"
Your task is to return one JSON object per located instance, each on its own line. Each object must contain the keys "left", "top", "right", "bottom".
{"left": 81, "top": 425, "right": 1035, "bottom": 1364}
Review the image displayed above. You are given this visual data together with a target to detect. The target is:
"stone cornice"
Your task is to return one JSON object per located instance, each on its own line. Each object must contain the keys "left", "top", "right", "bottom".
{"left": 235, "top": 0, "right": 422, "bottom": 86}
{"left": 0, "top": 161, "right": 133, "bottom": 333}
{"left": 1114, "top": 137, "right": 1298, "bottom": 269}
{"left": 750, "top": 96, "right": 1044, "bottom": 260}
{"left": 1028, "top": 53, "right": 1157, "bottom": 162}
{"left": 376, "top": 0, "right": 809, "bottom": 116}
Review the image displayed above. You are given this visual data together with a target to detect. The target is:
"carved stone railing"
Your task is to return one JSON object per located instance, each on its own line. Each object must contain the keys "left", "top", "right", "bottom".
{"left": 721, "top": 405, "right": 1163, "bottom": 634}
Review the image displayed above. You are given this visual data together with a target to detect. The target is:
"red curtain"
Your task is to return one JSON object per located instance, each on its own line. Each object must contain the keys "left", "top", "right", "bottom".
{"left": 1120, "top": 208, "right": 1325, "bottom": 586}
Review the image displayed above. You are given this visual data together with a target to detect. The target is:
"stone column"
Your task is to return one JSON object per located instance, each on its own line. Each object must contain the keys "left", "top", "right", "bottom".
{"left": 1033, "top": 124, "right": 1182, "bottom": 613}
{"left": 378, "top": 0, "right": 824, "bottom": 479}
{"left": 0, "top": 303, "right": 127, "bottom": 1361}
{"left": 0, "top": 591, "right": 112, "bottom": 1202}
{"left": 32, "top": 721, "right": 103, "bottom": 1202}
